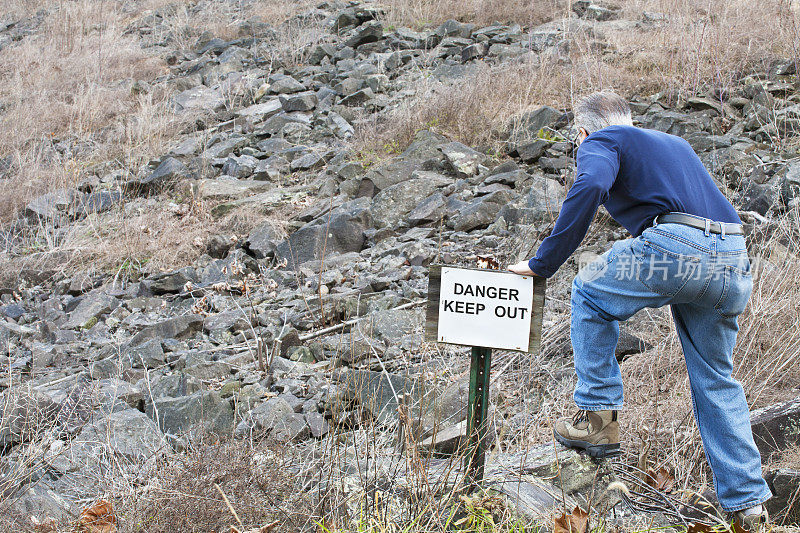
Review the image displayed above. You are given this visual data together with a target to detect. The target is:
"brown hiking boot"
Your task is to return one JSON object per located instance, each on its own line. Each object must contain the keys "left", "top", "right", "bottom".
{"left": 733, "top": 507, "right": 770, "bottom": 532}
{"left": 554, "top": 410, "right": 620, "bottom": 458}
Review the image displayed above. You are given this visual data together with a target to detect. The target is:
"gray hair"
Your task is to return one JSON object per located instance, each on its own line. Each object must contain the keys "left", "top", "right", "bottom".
{"left": 574, "top": 91, "right": 633, "bottom": 134}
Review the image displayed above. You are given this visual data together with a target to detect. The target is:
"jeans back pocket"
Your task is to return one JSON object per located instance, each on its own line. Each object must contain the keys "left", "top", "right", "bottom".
{"left": 715, "top": 265, "right": 753, "bottom": 318}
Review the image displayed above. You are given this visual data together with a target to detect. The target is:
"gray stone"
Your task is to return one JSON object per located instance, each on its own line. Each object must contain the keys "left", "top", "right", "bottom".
{"left": 750, "top": 395, "right": 800, "bottom": 461}
{"left": 70, "top": 408, "right": 162, "bottom": 463}
{"left": 370, "top": 177, "right": 443, "bottom": 228}
{"left": 369, "top": 308, "right": 418, "bottom": 342}
{"left": 149, "top": 268, "right": 195, "bottom": 294}
{"left": 340, "top": 87, "right": 375, "bottom": 106}
{"left": 499, "top": 176, "right": 564, "bottom": 225}
{"left": 407, "top": 192, "right": 446, "bottom": 226}
{"left": 268, "top": 74, "right": 306, "bottom": 94}
{"left": 461, "top": 42, "right": 487, "bottom": 61}
{"left": 149, "top": 390, "right": 234, "bottom": 436}
{"left": 346, "top": 20, "right": 383, "bottom": 48}
{"left": 736, "top": 179, "right": 779, "bottom": 216}
{"left": 279, "top": 91, "right": 317, "bottom": 112}
{"left": 63, "top": 292, "right": 119, "bottom": 329}
{"left": 440, "top": 142, "right": 487, "bottom": 177}
{"left": 139, "top": 157, "right": 188, "bottom": 189}
{"left": 128, "top": 315, "right": 204, "bottom": 346}
{"left": 764, "top": 468, "right": 800, "bottom": 523}
{"left": 0, "top": 387, "right": 59, "bottom": 446}
{"left": 507, "top": 106, "right": 567, "bottom": 145}
{"left": 173, "top": 85, "right": 225, "bottom": 113}
{"left": 234, "top": 397, "right": 294, "bottom": 438}
{"left": 305, "top": 411, "right": 329, "bottom": 438}
{"left": 24, "top": 189, "right": 81, "bottom": 221}
{"left": 144, "top": 372, "right": 202, "bottom": 401}
{"left": 184, "top": 360, "right": 233, "bottom": 381}
{"left": 450, "top": 191, "right": 513, "bottom": 232}
{"left": 276, "top": 199, "right": 370, "bottom": 268}
{"left": 513, "top": 139, "right": 549, "bottom": 162}
{"left": 236, "top": 100, "right": 283, "bottom": 122}
{"left": 244, "top": 222, "right": 281, "bottom": 259}
{"left": 333, "top": 368, "right": 421, "bottom": 424}
{"left": 127, "top": 338, "right": 165, "bottom": 369}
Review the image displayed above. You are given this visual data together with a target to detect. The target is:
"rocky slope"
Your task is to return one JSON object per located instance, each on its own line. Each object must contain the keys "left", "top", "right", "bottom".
{"left": 1, "top": 0, "right": 800, "bottom": 530}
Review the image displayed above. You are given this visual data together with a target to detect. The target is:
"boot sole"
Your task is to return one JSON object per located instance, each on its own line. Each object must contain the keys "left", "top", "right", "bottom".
{"left": 553, "top": 429, "right": 621, "bottom": 459}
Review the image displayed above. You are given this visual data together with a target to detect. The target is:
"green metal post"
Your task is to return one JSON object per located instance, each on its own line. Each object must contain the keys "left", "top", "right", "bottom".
{"left": 465, "top": 345, "right": 492, "bottom": 489}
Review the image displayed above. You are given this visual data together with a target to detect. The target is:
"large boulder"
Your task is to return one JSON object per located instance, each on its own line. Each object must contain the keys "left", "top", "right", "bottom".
{"left": 332, "top": 369, "right": 421, "bottom": 424}
{"left": 276, "top": 198, "right": 371, "bottom": 268}
{"left": 148, "top": 390, "right": 234, "bottom": 436}
{"left": 370, "top": 173, "right": 449, "bottom": 228}
{"left": 750, "top": 395, "right": 800, "bottom": 461}
{"left": 63, "top": 292, "right": 119, "bottom": 330}
{"left": 244, "top": 222, "right": 282, "bottom": 259}
{"left": 499, "top": 175, "right": 565, "bottom": 225}
{"left": 128, "top": 315, "right": 204, "bottom": 346}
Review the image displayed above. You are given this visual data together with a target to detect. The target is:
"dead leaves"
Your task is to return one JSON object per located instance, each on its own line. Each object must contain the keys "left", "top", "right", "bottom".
{"left": 75, "top": 500, "right": 116, "bottom": 533}
{"left": 554, "top": 506, "right": 590, "bottom": 533}
{"left": 644, "top": 466, "right": 676, "bottom": 493}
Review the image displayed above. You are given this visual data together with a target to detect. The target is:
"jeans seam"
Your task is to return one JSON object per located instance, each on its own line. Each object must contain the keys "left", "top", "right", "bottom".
{"left": 575, "top": 403, "right": 624, "bottom": 410}
{"left": 723, "top": 493, "right": 773, "bottom": 512}
{"left": 649, "top": 229, "right": 711, "bottom": 252}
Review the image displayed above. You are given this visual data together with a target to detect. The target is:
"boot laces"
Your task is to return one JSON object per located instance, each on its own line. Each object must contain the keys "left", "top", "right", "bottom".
{"left": 572, "top": 410, "right": 589, "bottom": 424}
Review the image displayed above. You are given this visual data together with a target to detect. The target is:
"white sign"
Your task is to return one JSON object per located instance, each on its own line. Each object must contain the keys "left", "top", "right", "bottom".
{"left": 437, "top": 267, "right": 535, "bottom": 351}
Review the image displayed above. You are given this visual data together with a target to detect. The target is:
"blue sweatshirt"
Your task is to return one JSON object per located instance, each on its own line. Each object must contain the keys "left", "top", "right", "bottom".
{"left": 527, "top": 125, "right": 741, "bottom": 278}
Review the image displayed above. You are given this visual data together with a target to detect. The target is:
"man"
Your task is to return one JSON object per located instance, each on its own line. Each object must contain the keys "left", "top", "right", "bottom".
{"left": 507, "top": 91, "right": 771, "bottom": 529}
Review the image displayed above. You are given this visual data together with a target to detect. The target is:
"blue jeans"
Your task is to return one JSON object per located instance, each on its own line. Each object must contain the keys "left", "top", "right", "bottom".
{"left": 570, "top": 218, "right": 772, "bottom": 512}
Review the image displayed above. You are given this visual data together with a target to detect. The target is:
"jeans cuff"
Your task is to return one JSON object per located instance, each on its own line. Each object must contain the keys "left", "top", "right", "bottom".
{"left": 721, "top": 491, "right": 773, "bottom": 513}
{"left": 575, "top": 403, "right": 624, "bottom": 411}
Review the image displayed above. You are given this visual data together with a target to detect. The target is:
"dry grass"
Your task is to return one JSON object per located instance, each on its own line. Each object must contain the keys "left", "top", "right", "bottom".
{"left": 356, "top": 0, "right": 799, "bottom": 156}
{"left": 117, "top": 440, "right": 316, "bottom": 533}
{"left": 381, "top": 0, "right": 564, "bottom": 28}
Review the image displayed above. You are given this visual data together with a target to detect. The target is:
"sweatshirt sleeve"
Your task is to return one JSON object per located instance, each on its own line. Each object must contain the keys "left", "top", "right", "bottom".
{"left": 527, "top": 133, "right": 620, "bottom": 278}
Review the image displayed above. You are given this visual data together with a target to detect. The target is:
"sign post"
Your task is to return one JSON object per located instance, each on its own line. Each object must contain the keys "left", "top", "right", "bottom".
{"left": 426, "top": 265, "right": 546, "bottom": 489}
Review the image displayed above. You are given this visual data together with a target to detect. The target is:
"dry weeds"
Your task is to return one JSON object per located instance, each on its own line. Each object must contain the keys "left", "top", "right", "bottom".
{"left": 381, "top": 0, "right": 564, "bottom": 28}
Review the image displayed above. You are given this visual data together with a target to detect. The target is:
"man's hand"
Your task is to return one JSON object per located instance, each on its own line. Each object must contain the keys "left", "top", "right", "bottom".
{"left": 508, "top": 260, "right": 538, "bottom": 276}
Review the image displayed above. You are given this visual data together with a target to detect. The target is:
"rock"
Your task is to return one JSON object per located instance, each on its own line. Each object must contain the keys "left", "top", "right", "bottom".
{"left": 0, "top": 387, "right": 59, "bottom": 446}
{"left": 268, "top": 74, "right": 306, "bottom": 94}
{"left": 149, "top": 268, "right": 195, "bottom": 294}
{"left": 0, "top": 303, "right": 25, "bottom": 320}
{"left": 149, "top": 390, "right": 234, "bottom": 436}
{"left": 440, "top": 142, "right": 487, "bottom": 177}
{"left": 345, "top": 20, "right": 382, "bottom": 48}
{"left": 144, "top": 372, "right": 202, "bottom": 401}
{"left": 369, "top": 308, "right": 418, "bottom": 342}
{"left": 184, "top": 360, "right": 233, "bottom": 381}
{"left": 63, "top": 292, "right": 119, "bottom": 329}
{"left": 244, "top": 222, "right": 281, "bottom": 259}
{"left": 173, "top": 85, "right": 225, "bottom": 113}
{"left": 461, "top": 42, "right": 487, "bottom": 61}
{"left": 507, "top": 106, "right": 568, "bottom": 145}
{"left": 407, "top": 192, "right": 446, "bottom": 226}
{"left": 778, "top": 159, "right": 800, "bottom": 206}
{"left": 234, "top": 397, "right": 294, "bottom": 438}
{"left": 764, "top": 469, "right": 800, "bottom": 523}
{"left": 420, "top": 421, "right": 466, "bottom": 454}
{"left": 235, "top": 100, "right": 283, "bottom": 122}
{"left": 370, "top": 176, "right": 446, "bottom": 228}
{"left": 69, "top": 409, "right": 162, "bottom": 464}
{"left": 198, "top": 178, "right": 273, "bottom": 200}
{"left": 79, "top": 190, "right": 123, "bottom": 215}
{"left": 138, "top": 157, "right": 188, "bottom": 190}
{"left": 449, "top": 190, "right": 513, "bottom": 232}
{"left": 513, "top": 140, "right": 549, "bottom": 162}
{"left": 276, "top": 199, "right": 370, "bottom": 268}
{"left": 333, "top": 368, "right": 421, "bottom": 424}
{"left": 305, "top": 411, "right": 329, "bottom": 438}
{"left": 736, "top": 179, "right": 779, "bottom": 216}
{"left": 499, "top": 176, "right": 564, "bottom": 225}
{"left": 127, "top": 338, "right": 165, "bottom": 369}
{"left": 128, "top": 315, "right": 204, "bottom": 346}
{"left": 279, "top": 91, "right": 317, "bottom": 112}
{"left": 750, "top": 395, "right": 800, "bottom": 461}
{"left": 24, "top": 189, "right": 81, "bottom": 222}
{"left": 340, "top": 87, "right": 375, "bottom": 107}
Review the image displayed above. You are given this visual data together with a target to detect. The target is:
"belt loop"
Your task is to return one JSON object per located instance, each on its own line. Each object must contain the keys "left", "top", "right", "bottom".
{"left": 704, "top": 219, "right": 711, "bottom": 237}
{"left": 720, "top": 223, "right": 726, "bottom": 240}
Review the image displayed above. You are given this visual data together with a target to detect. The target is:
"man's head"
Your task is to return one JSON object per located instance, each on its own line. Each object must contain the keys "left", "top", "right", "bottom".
{"left": 574, "top": 90, "right": 633, "bottom": 145}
